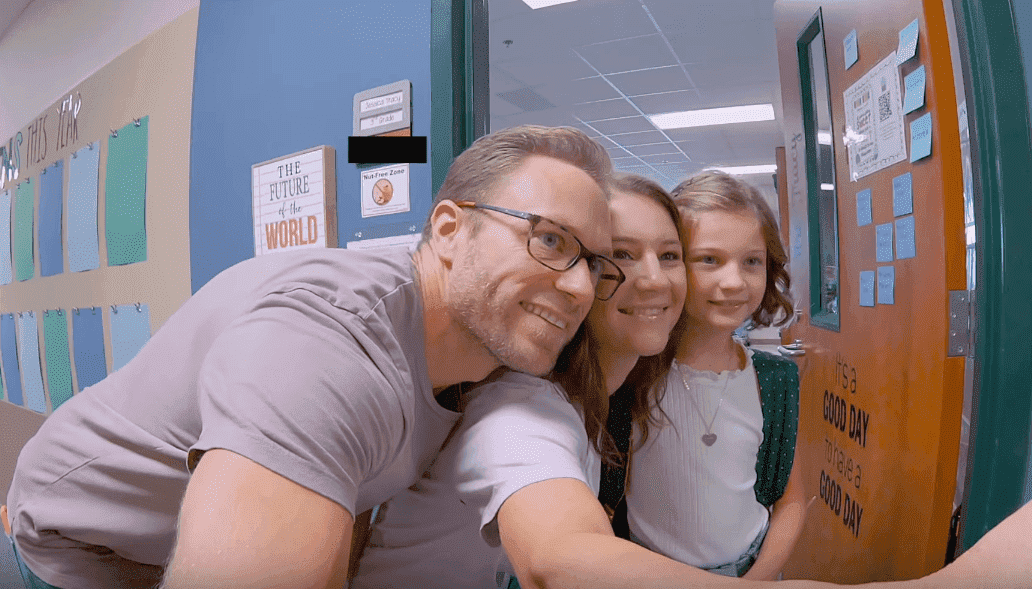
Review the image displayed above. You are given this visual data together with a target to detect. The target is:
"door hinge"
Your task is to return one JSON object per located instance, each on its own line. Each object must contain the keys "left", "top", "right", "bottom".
{"left": 948, "top": 290, "right": 970, "bottom": 357}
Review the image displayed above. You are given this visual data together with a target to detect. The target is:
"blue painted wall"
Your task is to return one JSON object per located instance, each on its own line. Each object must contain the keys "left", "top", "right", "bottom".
{"left": 189, "top": 0, "right": 433, "bottom": 292}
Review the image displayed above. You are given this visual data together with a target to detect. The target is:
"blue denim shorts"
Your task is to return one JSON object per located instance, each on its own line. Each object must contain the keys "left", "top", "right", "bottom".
{"left": 630, "top": 520, "right": 769, "bottom": 578}
{"left": 6, "top": 533, "right": 62, "bottom": 589}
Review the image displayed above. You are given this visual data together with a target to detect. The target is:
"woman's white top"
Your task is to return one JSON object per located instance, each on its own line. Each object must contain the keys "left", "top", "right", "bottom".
{"left": 626, "top": 345, "right": 769, "bottom": 567}
{"left": 351, "top": 370, "right": 601, "bottom": 589}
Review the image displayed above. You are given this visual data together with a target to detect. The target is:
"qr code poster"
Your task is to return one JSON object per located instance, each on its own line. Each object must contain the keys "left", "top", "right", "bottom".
{"left": 843, "top": 51, "right": 908, "bottom": 181}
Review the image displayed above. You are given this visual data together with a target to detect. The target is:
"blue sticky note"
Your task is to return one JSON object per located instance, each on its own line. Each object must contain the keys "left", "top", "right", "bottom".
{"left": 860, "top": 271, "right": 875, "bottom": 307}
{"left": 903, "top": 65, "right": 926, "bottom": 114}
{"left": 40, "top": 161, "right": 65, "bottom": 277}
{"left": 17, "top": 312, "right": 47, "bottom": 413}
{"left": 877, "top": 266, "right": 895, "bottom": 304}
{"left": 72, "top": 307, "right": 108, "bottom": 391}
{"left": 68, "top": 142, "right": 101, "bottom": 272}
{"left": 910, "top": 112, "right": 933, "bottom": 162}
{"left": 897, "top": 18, "right": 919, "bottom": 65}
{"left": 895, "top": 215, "right": 917, "bottom": 259}
{"left": 42, "top": 309, "right": 74, "bottom": 410}
{"left": 0, "top": 314, "right": 23, "bottom": 406}
{"left": 856, "top": 189, "right": 873, "bottom": 227}
{"left": 110, "top": 303, "right": 151, "bottom": 371}
{"left": 876, "top": 223, "right": 894, "bottom": 262}
{"left": 844, "top": 30, "right": 858, "bottom": 69}
{"left": 892, "top": 172, "right": 914, "bottom": 217}
{"left": 0, "top": 189, "right": 12, "bottom": 285}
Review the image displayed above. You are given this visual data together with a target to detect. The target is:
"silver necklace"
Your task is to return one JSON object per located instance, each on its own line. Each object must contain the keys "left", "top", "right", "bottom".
{"left": 676, "top": 361, "right": 729, "bottom": 446}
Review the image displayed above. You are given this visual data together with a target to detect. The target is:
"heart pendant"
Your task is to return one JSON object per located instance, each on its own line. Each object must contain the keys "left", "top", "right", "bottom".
{"left": 701, "top": 433, "right": 717, "bottom": 446}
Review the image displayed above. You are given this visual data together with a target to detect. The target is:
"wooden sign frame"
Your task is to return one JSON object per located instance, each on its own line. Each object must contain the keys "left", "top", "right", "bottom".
{"left": 251, "top": 145, "right": 337, "bottom": 256}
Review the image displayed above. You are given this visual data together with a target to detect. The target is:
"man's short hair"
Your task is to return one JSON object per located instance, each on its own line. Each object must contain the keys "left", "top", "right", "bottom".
{"left": 421, "top": 125, "right": 612, "bottom": 241}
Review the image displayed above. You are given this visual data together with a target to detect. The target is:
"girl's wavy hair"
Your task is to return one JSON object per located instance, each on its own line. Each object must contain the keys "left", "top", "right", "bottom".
{"left": 553, "top": 173, "right": 691, "bottom": 466}
{"left": 670, "top": 170, "right": 794, "bottom": 327}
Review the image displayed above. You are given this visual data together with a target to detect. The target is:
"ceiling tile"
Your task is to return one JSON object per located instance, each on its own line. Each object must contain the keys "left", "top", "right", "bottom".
{"left": 496, "top": 87, "right": 556, "bottom": 111}
{"left": 639, "top": 152, "right": 690, "bottom": 165}
{"left": 536, "top": 76, "right": 619, "bottom": 106}
{"left": 667, "top": 20, "right": 774, "bottom": 64}
{"left": 630, "top": 90, "right": 703, "bottom": 115}
{"left": 490, "top": 66, "right": 527, "bottom": 94}
{"left": 684, "top": 56, "right": 778, "bottom": 89}
{"left": 645, "top": 0, "right": 763, "bottom": 34}
{"left": 609, "top": 130, "right": 668, "bottom": 146}
{"left": 652, "top": 162, "right": 700, "bottom": 180}
{"left": 608, "top": 65, "right": 694, "bottom": 97}
{"left": 664, "top": 126, "right": 732, "bottom": 144}
{"left": 575, "top": 34, "right": 677, "bottom": 75}
{"left": 490, "top": 94, "right": 524, "bottom": 117}
{"left": 574, "top": 98, "right": 641, "bottom": 122}
{"left": 590, "top": 116, "right": 654, "bottom": 135}
{"left": 624, "top": 142, "right": 681, "bottom": 157}
{"left": 495, "top": 51, "right": 596, "bottom": 86}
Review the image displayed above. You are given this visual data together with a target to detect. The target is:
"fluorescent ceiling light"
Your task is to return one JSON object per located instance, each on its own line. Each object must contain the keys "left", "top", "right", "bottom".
{"left": 707, "top": 164, "right": 777, "bottom": 175}
{"left": 649, "top": 104, "right": 775, "bottom": 130}
{"left": 522, "top": 0, "right": 578, "bottom": 8}
{"left": 821, "top": 183, "right": 835, "bottom": 190}
{"left": 818, "top": 131, "right": 832, "bottom": 145}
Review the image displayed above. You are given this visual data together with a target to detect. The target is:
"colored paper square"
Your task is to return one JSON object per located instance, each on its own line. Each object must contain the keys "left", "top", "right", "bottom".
{"left": 844, "top": 30, "right": 858, "bottom": 69}
{"left": 40, "top": 161, "right": 65, "bottom": 277}
{"left": 0, "top": 313, "right": 23, "bottom": 406}
{"left": 860, "top": 271, "right": 875, "bottom": 307}
{"left": 910, "top": 112, "right": 933, "bottom": 162}
{"left": 106, "top": 117, "right": 149, "bottom": 266}
{"left": 14, "top": 180, "right": 34, "bottom": 281}
{"left": 43, "top": 309, "right": 74, "bottom": 410}
{"left": 110, "top": 303, "right": 151, "bottom": 371}
{"left": 856, "top": 189, "right": 873, "bottom": 227}
{"left": 69, "top": 142, "right": 101, "bottom": 272}
{"left": 892, "top": 172, "right": 914, "bottom": 217}
{"left": 876, "top": 223, "right": 894, "bottom": 262}
{"left": 16, "top": 312, "right": 46, "bottom": 413}
{"left": 877, "top": 266, "right": 895, "bottom": 305}
{"left": 896, "top": 18, "right": 919, "bottom": 65}
{"left": 895, "top": 215, "right": 917, "bottom": 259}
{"left": 903, "top": 65, "right": 926, "bottom": 114}
{"left": 72, "top": 307, "right": 108, "bottom": 391}
{"left": 0, "top": 189, "right": 12, "bottom": 285}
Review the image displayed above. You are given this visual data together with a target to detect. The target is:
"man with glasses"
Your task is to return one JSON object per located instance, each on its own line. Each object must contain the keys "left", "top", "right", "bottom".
{"left": 4, "top": 125, "right": 616, "bottom": 589}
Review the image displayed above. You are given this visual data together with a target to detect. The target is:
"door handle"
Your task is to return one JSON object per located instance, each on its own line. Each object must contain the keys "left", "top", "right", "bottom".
{"left": 778, "top": 339, "right": 805, "bottom": 357}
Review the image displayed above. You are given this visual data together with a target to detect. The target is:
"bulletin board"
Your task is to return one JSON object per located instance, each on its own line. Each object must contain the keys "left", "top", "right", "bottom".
{"left": 0, "top": 8, "right": 199, "bottom": 491}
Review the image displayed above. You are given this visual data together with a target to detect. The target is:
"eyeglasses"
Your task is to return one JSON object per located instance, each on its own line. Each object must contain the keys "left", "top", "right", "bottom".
{"left": 455, "top": 201, "right": 626, "bottom": 301}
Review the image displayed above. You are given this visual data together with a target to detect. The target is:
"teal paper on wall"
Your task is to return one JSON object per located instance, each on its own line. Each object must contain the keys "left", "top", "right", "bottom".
{"left": 14, "top": 179, "right": 35, "bottom": 281}
{"left": 17, "top": 311, "right": 47, "bottom": 413}
{"left": 110, "top": 303, "right": 151, "bottom": 371}
{"left": 106, "top": 117, "right": 149, "bottom": 266}
{"left": 0, "top": 189, "right": 12, "bottom": 285}
{"left": 43, "top": 309, "right": 74, "bottom": 410}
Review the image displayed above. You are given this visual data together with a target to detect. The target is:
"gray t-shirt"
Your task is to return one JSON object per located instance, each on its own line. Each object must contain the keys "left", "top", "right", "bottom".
{"left": 7, "top": 247, "right": 460, "bottom": 589}
{"left": 351, "top": 371, "right": 601, "bottom": 589}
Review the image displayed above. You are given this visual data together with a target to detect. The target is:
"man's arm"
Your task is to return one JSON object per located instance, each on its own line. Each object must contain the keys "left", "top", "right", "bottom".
{"left": 925, "top": 500, "right": 1032, "bottom": 588}
{"left": 743, "top": 453, "right": 814, "bottom": 580}
{"left": 162, "top": 449, "right": 353, "bottom": 589}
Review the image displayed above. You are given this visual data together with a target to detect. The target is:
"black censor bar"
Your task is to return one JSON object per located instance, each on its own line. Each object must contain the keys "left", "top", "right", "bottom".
{"left": 348, "top": 136, "right": 427, "bottom": 164}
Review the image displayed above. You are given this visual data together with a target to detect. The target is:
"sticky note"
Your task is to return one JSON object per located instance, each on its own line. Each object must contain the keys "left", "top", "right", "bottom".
{"left": 43, "top": 309, "right": 74, "bottom": 410}
{"left": 110, "top": 303, "right": 151, "bottom": 371}
{"left": 910, "top": 112, "right": 932, "bottom": 162}
{"left": 895, "top": 215, "right": 917, "bottom": 259}
{"left": 897, "top": 18, "right": 919, "bottom": 65}
{"left": 17, "top": 312, "right": 47, "bottom": 413}
{"left": 106, "top": 117, "right": 149, "bottom": 266}
{"left": 856, "top": 189, "right": 873, "bottom": 227}
{"left": 844, "top": 30, "right": 858, "bottom": 69}
{"left": 0, "top": 189, "right": 12, "bottom": 285}
{"left": 860, "top": 270, "right": 875, "bottom": 307}
{"left": 892, "top": 172, "right": 914, "bottom": 217}
{"left": 1, "top": 314, "right": 23, "bottom": 406}
{"left": 903, "top": 65, "right": 926, "bottom": 114}
{"left": 72, "top": 307, "right": 108, "bottom": 391}
{"left": 877, "top": 266, "right": 895, "bottom": 304}
{"left": 14, "top": 179, "right": 34, "bottom": 281}
{"left": 40, "top": 161, "right": 65, "bottom": 277}
{"left": 69, "top": 142, "right": 101, "bottom": 272}
{"left": 876, "top": 223, "right": 894, "bottom": 262}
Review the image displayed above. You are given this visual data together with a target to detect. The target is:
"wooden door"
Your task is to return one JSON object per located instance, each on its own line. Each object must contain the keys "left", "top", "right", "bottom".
{"left": 774, "top": 0, "right": 966, "bottom": 581}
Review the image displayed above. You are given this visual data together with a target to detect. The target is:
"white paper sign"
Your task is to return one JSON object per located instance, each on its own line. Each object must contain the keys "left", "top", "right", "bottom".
{"left": 361, "top": 163, "right": 411, "bottom": 218}
{"left": 252, "top": 147, "right": 330, "bottom": 255}
{"left": 843, "top": 51, "right": 908, "bottom": 181}
{"left": 346, "top": 232, "right": 421, "bottom": 251}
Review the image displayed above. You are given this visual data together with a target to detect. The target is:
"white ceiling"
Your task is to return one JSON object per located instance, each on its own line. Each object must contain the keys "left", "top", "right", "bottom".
{"left": 0, "top": 0, "right": 31, "bottom": 43}
{"left": 488, "top": 0, "right": 783, "bottom": 197}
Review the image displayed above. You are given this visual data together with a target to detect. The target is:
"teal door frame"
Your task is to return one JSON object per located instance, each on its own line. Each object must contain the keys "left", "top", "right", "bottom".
{"left": 954, "top": 0, "right": 1032, "bottom": 552}
{"left": 430, "top": 0, "right": 488, "bottom": 196}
